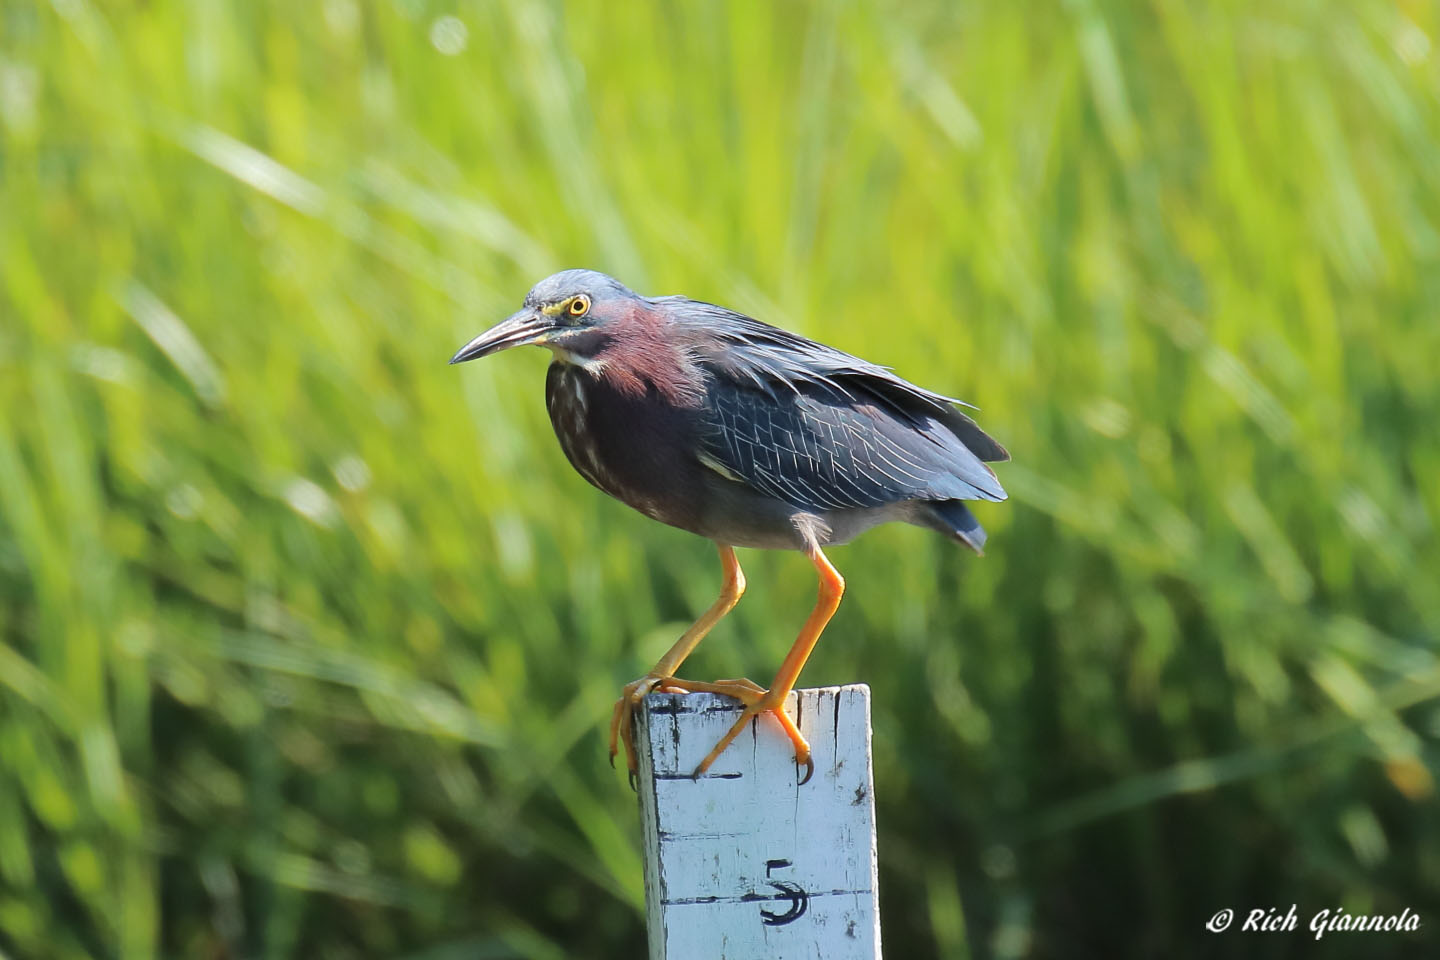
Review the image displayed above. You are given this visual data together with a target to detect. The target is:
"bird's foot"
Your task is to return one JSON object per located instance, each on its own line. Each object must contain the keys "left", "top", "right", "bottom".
{"left": 679, "top": 680, "right": 813, "bottom": 785}
{"left": 608, "top": 673, "right": 673, "bottom": 780}
{"left": 609, "top": 674, "right": 738, "bottom": 782}
{"left": 608, "top": 677, "right": 812, "bottom": 785}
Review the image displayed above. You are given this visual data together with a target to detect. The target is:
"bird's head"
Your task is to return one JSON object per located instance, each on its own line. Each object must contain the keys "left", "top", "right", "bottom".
{"left": 449, "top": 269, "right": 640, "bottom": 366}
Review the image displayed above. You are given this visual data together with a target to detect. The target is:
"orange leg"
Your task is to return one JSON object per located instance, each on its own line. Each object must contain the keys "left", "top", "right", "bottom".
{"left": 692, "top": 545, "right": 845, "bottom": 782}
{"left": 609, "top": 544, "right": 745, "bottom": 775}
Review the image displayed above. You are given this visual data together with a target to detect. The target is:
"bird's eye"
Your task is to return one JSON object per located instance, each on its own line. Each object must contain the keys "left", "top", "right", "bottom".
{"left": 568, "top": 295, "right": 590, "bottom": 318}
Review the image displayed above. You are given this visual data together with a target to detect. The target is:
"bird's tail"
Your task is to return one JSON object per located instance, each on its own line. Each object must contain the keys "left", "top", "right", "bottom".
{"left": 922, "top": 500, "right": 988, "bottom": 555}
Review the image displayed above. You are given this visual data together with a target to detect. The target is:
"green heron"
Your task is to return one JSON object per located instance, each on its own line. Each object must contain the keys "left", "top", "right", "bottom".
{"left": 451, "top": 270, "right": 1008, "bottom": 784}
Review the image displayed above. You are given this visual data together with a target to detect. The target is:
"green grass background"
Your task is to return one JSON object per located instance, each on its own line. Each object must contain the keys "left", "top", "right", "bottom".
{"left": 2, "top": 0, "right": 1439, "bottom": 957}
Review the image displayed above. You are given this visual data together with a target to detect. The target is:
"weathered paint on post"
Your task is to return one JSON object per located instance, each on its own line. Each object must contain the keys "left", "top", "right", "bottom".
{"left": 635, "top": 685, "right": 881, "bottom": 960}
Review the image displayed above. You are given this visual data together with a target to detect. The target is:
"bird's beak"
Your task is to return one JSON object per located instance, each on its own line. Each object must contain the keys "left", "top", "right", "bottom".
{"left": 449, "top": 309, "right": 554, "bottom": 364}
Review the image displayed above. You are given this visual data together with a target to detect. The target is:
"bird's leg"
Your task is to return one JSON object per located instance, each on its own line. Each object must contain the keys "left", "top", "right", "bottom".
{"left": 692, "top": 546, "right": 845, "bottom": 783}
{"left": 609, "top": 544, "right": 746, "bottom": 776}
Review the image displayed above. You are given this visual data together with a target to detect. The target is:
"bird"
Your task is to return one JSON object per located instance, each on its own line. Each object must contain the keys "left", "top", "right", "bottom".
{"left": 450, "top": 269, "right": 1008, "bottom": 784}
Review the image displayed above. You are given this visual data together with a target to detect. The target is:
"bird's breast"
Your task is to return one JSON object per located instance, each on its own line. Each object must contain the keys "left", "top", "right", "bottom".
{"left": 546, "top": 364, "right": 614, "bottom": 495}
{"left": 544, "top": 362, "right": 704, "bottom": 529}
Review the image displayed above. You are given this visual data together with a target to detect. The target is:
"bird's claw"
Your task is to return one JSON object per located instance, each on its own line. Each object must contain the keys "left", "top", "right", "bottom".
{"left": 608, "top": 674, "right": 672, "bottom": 782}
{"left": 611, "top": 676, "right": 813, "bottom": 788}
{"left": 687, "top": 684, "right": 813, "bottom": 782}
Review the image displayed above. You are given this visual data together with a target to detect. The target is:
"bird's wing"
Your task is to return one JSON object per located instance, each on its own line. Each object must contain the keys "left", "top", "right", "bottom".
{"left": 671, "top": 300, "right": 1010, "bottom": 464}
{"left": 669, "top": 302, "right": 1005, "bottom": 509}
{"left": 697, "top": 379, "right": 1006, "bottom": 512}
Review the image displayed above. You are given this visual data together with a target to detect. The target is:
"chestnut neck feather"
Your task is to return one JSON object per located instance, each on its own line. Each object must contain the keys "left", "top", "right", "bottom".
{"left": 584, "top": 305, "right": 703, "bottom": 406}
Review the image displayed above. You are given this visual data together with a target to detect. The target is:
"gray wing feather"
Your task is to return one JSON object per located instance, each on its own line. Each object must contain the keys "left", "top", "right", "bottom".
{"left": 669, "top": 298, "right": 1009, "bottom": 510}
{"left": 669, "top": 300, "right": 1010, "bottom": 464}
{"left": 703, "top": 378, "right": 1005, "bottom": 511}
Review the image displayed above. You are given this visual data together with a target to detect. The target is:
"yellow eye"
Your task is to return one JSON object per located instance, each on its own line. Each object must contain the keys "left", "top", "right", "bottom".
{"left": 568, "top": 295, "right": 590, "bottom": 317}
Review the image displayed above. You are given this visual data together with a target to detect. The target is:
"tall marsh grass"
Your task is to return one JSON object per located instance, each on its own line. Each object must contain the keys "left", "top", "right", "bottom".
{"left": 1, "top": 1, "right": 1438, "bottom": 956}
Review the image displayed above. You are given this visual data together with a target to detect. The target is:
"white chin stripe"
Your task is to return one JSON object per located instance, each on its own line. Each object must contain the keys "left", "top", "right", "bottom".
{"left": 546, "top": 344, "right": 607, "bottom": 372}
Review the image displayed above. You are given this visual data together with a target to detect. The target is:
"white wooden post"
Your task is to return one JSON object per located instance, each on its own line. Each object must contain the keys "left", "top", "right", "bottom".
{"left": 634, "top": 684, "right": 881, "bottom": 960}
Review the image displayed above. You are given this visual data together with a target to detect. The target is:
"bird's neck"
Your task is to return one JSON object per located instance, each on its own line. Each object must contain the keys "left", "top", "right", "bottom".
{"left": 543, "top": 342, "right": 609, "bottom": 375}
{"left": 551, "top": 322, "right": 702, "bottom": 407}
